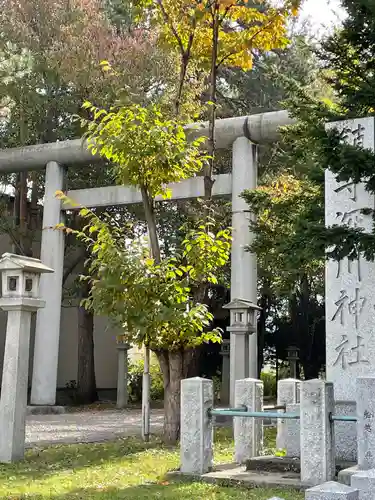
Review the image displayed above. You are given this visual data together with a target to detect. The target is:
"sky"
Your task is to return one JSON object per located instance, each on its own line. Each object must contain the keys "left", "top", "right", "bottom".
{"left": 300, "top": 0, "right": 346, "bottom": 33}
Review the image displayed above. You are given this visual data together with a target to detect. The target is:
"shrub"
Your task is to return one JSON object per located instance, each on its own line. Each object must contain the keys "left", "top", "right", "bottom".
{"left": 261, "top": 371, "right": 277, "bottom": 399}
{"left": 128, "top": 358, "right": 164, "bottom": 402}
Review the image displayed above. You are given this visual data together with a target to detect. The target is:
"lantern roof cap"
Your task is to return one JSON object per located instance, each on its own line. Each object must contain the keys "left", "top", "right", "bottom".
{"left": 223, "top": 298, "right": 261, "bottom": 311}
{"left": 0, "top": 253, "right": 53, "bottom": 274}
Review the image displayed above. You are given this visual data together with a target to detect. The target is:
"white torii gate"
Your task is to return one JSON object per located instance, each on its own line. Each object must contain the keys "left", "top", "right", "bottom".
{"left": 0, "top": 110, "right": 294, "bottom": 406}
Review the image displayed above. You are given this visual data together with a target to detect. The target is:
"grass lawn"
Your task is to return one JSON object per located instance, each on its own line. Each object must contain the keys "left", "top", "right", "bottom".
{"left": 0, "top": 428, "right": 304, "bottom": 499}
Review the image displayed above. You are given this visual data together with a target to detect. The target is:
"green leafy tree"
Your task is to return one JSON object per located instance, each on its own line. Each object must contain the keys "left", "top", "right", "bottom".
{"left": 71, "top": 102, "right": 231, "bottom": 442}
{"left": 242, "top": 0, "right": 375, "bottom": 376}
{"left": 242, "top": 172, "right": 325, "bottom": 377}
{"left": 231, "top": 27, "right": 333, "bottom": 375}
{"left": 136, "top": 0, "right": 300, "bottom": 196}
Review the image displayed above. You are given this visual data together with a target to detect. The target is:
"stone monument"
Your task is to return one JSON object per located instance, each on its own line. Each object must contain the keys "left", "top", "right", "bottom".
{"left": 325, "top": 116, "right": 375, "bottom": 461}
{"left": 0, "top": 253, "right": 53, "bottom": 462}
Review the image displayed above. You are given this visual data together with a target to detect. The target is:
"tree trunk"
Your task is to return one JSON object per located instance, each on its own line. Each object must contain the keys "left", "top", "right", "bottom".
{"left": 257, "top": 292, "right": 269, "bottom": 377}
{"left": 157, "top": 349, "right": 184, "bottom": 444}
{"left": 77, "top": 280, "right": 98, "bottom": 404}
{"left": 185, "top": 346, "right": 202, "bottom": 378}
{"left": 205, "top": 0, "right": 219, "bottom": 200}
{"left": 301, "top": 361, "right": 320, "bottom": 380}
{"left": 140, "top": 184, "right": 161, "bottom": 263}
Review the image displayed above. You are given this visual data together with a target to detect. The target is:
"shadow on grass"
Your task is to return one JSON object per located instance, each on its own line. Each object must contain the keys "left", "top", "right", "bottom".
{"left": 24, "top": 483, "right": 304, "bottom": 500}
{"left": 0, "top": 436, "right": 166, "bottom": 482}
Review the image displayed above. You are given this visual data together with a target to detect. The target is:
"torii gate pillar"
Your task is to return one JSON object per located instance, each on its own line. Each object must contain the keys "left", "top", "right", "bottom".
{"left": 230, "top": 137, "right": 258, "bottom": 405}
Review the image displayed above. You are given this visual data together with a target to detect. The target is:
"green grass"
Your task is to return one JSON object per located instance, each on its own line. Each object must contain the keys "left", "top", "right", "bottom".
{"left": 0, "top": 427, "right": 303, "bottom": 499}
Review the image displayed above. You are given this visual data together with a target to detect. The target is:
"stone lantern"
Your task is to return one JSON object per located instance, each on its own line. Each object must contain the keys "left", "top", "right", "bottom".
{"left": 116, "top": 335, "right": 130, "bottom": 409}
{"left": 0, "top": 253, "right": 53, "bottom": 462}
{"left": 223, "top": 298, "right": 261, "bottom": 405}
{"left": 223, "top": 298, "right": 261, "bottom": 334}
{"left": 286, "top": 345, "right": 300, "bottom": 379}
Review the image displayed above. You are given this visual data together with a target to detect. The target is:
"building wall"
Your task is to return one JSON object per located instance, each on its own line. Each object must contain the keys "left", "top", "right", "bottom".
{"left": 0, "top": 306, "right": 119, "bottom": 389}
{"left": 0, "top": 231, "right": 119, "bottom": 389}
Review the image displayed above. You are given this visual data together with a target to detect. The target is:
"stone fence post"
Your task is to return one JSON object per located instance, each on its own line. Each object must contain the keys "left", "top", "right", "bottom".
{"left": 276, "top": 378, "right": 300, "bottom": 452}
{"left": 300, "top": 379, "right": 335, "bottom": 486}
{"left": 180, "top": 377, "right": 213, "bottom": 474}
{"left": 285, "top": 403, "right": 300, "bottom": 458}
{"left": 234, "top": 378, "right": 263, "bottom": 463}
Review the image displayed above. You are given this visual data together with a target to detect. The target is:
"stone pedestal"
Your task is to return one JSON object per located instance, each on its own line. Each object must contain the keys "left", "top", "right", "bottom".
{"left": 230, "top": 137, "right": 257, "bottom": 405}
{"left": 325, "top": 117, "right": 375, "bottom": 461}
{"left": 0, "top": 308, "right": 32, "bottom": 462}
{"left": 300, "top": 379, "right": 335, "bottom": 486}
{"left": 234, "top": 378, "right": 263, "bottom": 464}
{"left": 0, "top": 298, "right": 47, "bottom": 462}
{"left": 180, "top": 377, "right": 213, "bottom": 474}
{"left": 276, "top": 378, "right": 300, "bottom": 452}
{"left": 31, "top": 161, "right": 65, "bottom": 406}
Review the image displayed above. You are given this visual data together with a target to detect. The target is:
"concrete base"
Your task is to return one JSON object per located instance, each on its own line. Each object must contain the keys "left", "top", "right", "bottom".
{"left": 246, "top": 455, "right": 355, "bottom": 477}
{"left": 169, "top": 456, "right": 359, "bottom": 492}
{"left": 246, "top": 455, "right": 300, "bottom": 473}
{"left": 337, "top": 466, "right": 359, "bottom": 487}
{"left": 167, "top": 463, "right": 305, "bottom": 490}
{"left": 27, "top": 405, "right": 66, "bottom": 415}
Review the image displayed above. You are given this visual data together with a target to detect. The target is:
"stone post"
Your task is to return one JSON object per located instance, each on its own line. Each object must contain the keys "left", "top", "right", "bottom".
{"left": 116, "top": 344, "right": 129, "bottom": 409}
{"left": 31, "top": 161, "right": 65, "bottom": 406}
{"left": 220, "top": 339, "right": 230, "bottom": 405}
{"left": 300, "top": 379, "right": 335, "bottom": 486}
{"left": 351, "top": 469, "right": 375, "bottom": 500}
{"left": 285, "top": 403, "right": 300, "bottom": 458}
{"left": 356, "top": 377, "right": 375, "bottom": 470}
{"left": 276, "top": 378, "right": 300, "bottom": 452}
{"left": 230, "top": 137, "right": 258, "bottom": 405}
{"left": 0, "top": 308, "right": 32, "bottom": 462}
{"left": 305, "top": 482, "right": 359, "bottom": 500}
{"left": 234, "top": 378, "right": 263, "bottom": 463}
{"left": 180, "top": 377, "right": 213, "bottom": 474}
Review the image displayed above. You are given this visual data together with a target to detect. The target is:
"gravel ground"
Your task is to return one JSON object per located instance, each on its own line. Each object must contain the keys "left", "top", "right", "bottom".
{"left": 25, "top": 409, "right": 164, "bottom": 447}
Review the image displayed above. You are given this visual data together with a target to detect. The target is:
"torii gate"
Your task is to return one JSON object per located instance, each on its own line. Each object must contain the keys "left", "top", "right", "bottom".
{"left": 0, "top": 110, "right": 293, "bottom": 406}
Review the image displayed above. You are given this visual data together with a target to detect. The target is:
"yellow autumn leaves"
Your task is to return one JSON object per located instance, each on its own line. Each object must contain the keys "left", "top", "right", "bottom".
{"left": 152, "top": 0, "right": 301, "bottom": 72}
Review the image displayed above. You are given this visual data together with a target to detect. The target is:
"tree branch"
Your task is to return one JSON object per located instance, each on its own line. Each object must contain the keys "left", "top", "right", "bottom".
{"left": 156, "top": 0, "right": 186, "bottom": 56}
{"left": 216, "top": 12, "right": 282, "bottom": 69}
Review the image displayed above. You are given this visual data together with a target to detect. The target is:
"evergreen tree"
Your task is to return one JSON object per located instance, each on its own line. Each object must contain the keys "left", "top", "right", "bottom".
{"left": 320, "top": 0, "right": 375, "bottom": 117}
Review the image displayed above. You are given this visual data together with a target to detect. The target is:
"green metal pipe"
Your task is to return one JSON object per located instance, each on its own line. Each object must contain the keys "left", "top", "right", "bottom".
{"left": 264, "top": 405, "right": 286, "bottom": 411}
{"left": 209, "top": 409, "right": 300, "bottom": 419}
{"left": 216, "top": 406, "right": 247, "bottom": 413}
{"left": 330, "top": 415, "right": 357, "bottom": 423}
